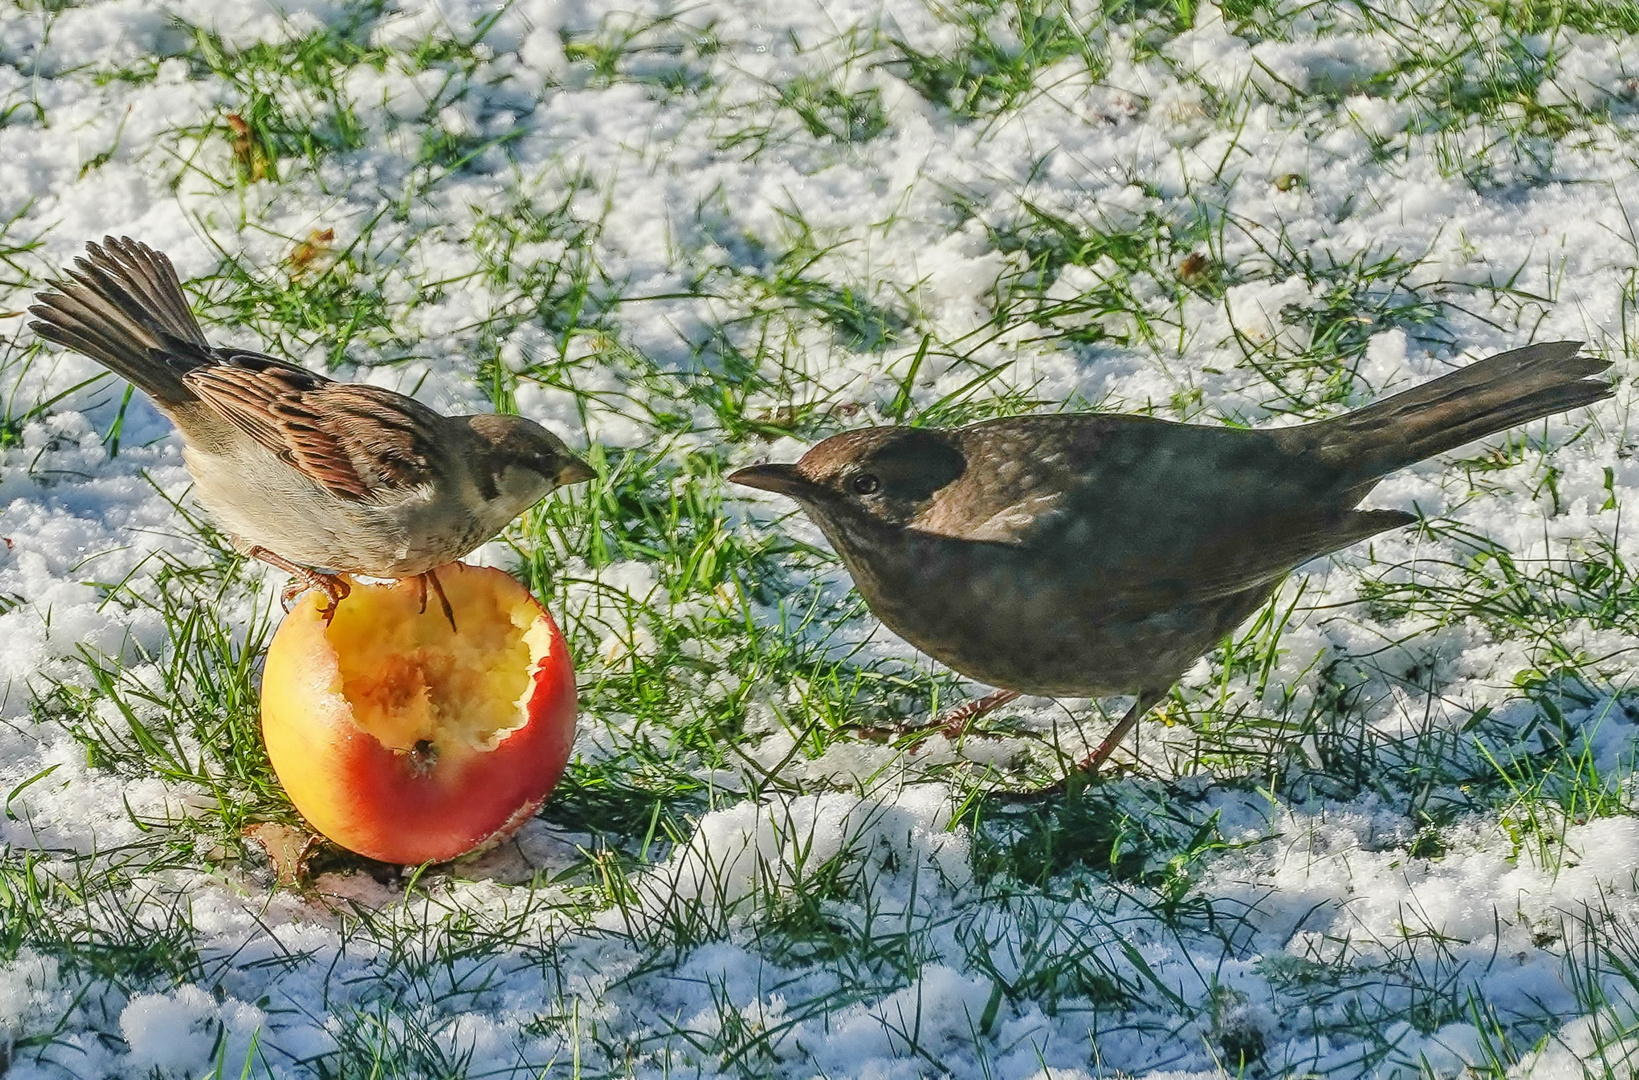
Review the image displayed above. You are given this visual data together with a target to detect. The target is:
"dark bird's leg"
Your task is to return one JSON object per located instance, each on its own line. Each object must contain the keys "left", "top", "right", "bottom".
{"left": 854, "top": 688, "right": 1022, "bottom": 744}
{"left": 988, "top": 689, "right": 1169, "bottom": 805}
{"left": 249, "top": 546, "right": 350, "bottom": 623}
{"left": 1073, "top": 689, "right": 1167, "bottom": 775}
{"left": 417, "top": 567, "right": 458, "bottom": 633}
{"left": 937, "top": 689, "right": 1022, "bottom": 739}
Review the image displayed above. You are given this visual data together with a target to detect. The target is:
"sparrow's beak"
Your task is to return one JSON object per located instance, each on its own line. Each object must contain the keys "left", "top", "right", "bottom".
{"left": 728, "top": 462, "right": 807, "bottom": 498}
{"left": 556, "top": 456, "right": 596, "bottom": 486}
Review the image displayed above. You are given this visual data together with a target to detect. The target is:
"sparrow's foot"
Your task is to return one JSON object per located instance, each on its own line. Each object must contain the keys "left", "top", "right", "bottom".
{"left": 415, "top": 567, "right": 458, "bottom": 633}
{"left": 314, "top": 575, "right": 351, "bottom": 624}
{"left": 250, "top": 546, "right": 350, "bottom": 623}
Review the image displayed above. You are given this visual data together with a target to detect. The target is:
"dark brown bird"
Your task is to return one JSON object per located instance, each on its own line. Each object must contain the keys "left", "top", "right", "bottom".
{"left": 730, "top": 342, "right": 1612, "bottom": 781}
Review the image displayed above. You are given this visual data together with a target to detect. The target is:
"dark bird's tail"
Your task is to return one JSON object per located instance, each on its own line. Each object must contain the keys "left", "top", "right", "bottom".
{"left": 1298, "top": 341, "right": 1612, "bottom": 481}
{"left": 29, "top": 236, "right": 212, "bottom": 409}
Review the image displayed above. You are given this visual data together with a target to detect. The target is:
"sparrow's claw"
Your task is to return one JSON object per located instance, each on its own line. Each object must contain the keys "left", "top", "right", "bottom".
{"left": 250, "top": 546, "right": 349, "bottom": 623}
{"left": 315, "top": 574, "right": 350, "bottom": 625}
{"left": 417, "top": 568, "right": 457, "bottom": 633}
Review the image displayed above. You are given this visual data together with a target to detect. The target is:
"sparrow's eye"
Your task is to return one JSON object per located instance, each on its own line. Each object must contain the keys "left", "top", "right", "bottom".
{"left": 851, "top": 473, "right": 881, "bottom": 496}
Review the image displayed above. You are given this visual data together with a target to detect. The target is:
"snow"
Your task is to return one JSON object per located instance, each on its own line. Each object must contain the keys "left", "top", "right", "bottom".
{"left": 120, "top": 985, "right": 266, "bottom": 1079}
{"left": 1, "top": 0, "right": 1639, "bottom": 1075}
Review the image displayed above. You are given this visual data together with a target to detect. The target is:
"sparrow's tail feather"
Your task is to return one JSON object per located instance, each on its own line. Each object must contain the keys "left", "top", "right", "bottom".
{"left": 1302, "top": 341, "right": 1612, "bottom": 481}
{"left": 29, "top": 236, "right": 212, "bottom": 409}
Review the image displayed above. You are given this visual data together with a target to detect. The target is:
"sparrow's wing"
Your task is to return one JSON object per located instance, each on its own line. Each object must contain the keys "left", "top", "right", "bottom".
{"left": 183, "top": 353, "right": 440, "bottom": 500}
{"left": 922, "top": 413, "right": 1406, "bottom": 600}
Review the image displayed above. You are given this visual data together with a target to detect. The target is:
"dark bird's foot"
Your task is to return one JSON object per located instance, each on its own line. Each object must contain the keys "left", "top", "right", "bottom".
{"left": 415, "top": 567, "right": 458, "bottom": 633}
{"left": 894, "top": 689, "right": 1169, "bottom": 804}
{"left": 251, "top": 546, "right": 351, "bottom": 623}
{"left": 851, "top": 686, "right": 1166, "bottom": 798}
{"left": 1072, "top": 689, "right": 1165, "bottom": 775}
{"left": 990, "top": 689, "right": 1167, "bottom": 802}
{"left": 935, "top": 689, "right": 1023, "bottom": 739}
{"left": 852, "top": 688, "right": 1023, "bottom": 745}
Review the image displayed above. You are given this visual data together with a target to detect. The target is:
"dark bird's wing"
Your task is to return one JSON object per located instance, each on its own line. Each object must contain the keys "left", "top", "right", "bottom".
{"left": 183, "top": 353, "right": 441, "bottom": 500}
{"left": 920, "top": 413, "right": 1406, "bottom": 601}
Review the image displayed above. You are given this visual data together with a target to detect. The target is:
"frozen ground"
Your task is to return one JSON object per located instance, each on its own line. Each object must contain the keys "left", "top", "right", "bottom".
{"left": 2, "top": 0, "right": 1639, "bottom": 1076}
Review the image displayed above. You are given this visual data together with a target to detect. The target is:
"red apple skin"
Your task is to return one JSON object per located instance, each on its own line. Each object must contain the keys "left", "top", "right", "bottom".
{"left": 260, "top": 563, "right": 576, "bottom": 865}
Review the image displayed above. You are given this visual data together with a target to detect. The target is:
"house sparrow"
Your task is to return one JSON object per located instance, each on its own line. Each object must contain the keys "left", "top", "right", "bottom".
{"left": 30, "top": 236, "right": 593, "bottom": 625}
{"left": 732, "top": 341, "right": 1612, "bottom": 782}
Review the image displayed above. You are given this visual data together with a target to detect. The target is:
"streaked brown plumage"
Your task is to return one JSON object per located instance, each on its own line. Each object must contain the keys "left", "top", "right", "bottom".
{"left": 731, "top": 341, "right": 1612, "bottom": 779}
{"left": 30, "top": 237, "right": 594, "bottom": 623}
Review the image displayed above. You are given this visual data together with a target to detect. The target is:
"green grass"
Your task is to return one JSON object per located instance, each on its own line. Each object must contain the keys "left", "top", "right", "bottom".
{"left": 887, "top": 0, "right": 1108, "bottom": 121}
{"left": 2, "top": 0, "right": 1638, "bottom": 1074}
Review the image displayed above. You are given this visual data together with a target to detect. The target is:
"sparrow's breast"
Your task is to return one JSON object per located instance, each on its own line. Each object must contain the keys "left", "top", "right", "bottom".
{"left": 183, "top": 442, "right": 452, "bottom": 576}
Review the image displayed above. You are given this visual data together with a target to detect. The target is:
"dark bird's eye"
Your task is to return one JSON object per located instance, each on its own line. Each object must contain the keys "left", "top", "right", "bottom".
{"left": 851, "top": 473, "right": 881, "bottom": 496}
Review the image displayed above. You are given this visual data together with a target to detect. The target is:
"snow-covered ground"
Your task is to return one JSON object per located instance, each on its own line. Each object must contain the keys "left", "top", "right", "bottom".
{"left": 3, "top": 0, "right": 1639, "bottom": 1076}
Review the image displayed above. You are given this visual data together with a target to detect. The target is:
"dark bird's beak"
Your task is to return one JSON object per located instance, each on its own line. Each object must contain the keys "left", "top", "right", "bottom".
{"left": 556, "top": 456, "right": 596, "bottom": 486}
{"left": 728, "top": 463, "right": 807, "bottom": 498}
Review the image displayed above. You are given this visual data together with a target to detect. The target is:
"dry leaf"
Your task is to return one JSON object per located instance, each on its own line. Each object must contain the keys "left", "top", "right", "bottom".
{"left": 287, "top": 228, "right": 336, "bottom": 277}
{"left": 245, "top": 822, "right": 319, "bottom": 888}
{"left": 1178, "top": 252, "right": 1213, "bottom": 285}
{"left": 225, "top": 112, "right": 273, "bottom": 182}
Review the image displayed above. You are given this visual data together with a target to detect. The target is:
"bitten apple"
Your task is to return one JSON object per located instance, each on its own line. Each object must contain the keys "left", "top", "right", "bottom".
{"left": 260, "top": 562, "right": 575, "bottom": 865}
